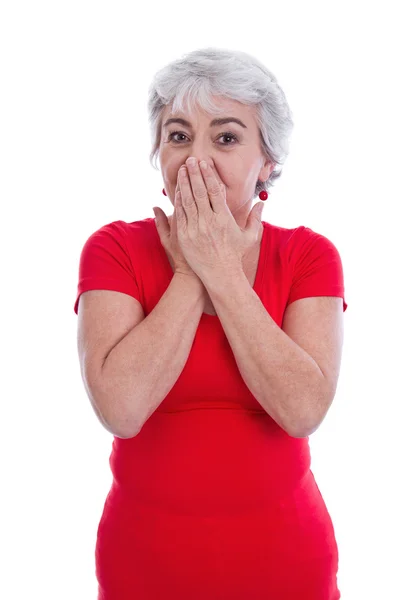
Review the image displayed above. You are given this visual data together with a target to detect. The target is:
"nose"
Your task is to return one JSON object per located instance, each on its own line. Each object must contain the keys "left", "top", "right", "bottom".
{"left": 184, "top": 156, "right": 214, "bottom": 169}
{"left": 183, "top": 142, "right": 215, "bottom": 170}
{"left": 185, "top": 157, "right": 224, "bottom": 186}
{"left": 183, "top": 158, "right": 222, "bottom": 185}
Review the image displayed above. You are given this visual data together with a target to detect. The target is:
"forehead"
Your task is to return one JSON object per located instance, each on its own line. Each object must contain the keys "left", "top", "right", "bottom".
{"left": 163, "top": 95, "right": 256, "bottom": 125}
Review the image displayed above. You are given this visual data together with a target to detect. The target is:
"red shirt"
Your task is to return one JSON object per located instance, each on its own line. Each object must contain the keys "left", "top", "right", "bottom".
{"left": 74, "top": 218, "right": 347, "bottom": 599}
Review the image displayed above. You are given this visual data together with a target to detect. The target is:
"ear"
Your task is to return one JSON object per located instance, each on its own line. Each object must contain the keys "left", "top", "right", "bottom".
{"left": 259, "top": 160, "right": 275, "bottom": 182}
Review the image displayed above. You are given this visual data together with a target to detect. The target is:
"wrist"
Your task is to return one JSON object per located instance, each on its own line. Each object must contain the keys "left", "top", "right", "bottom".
{"left": 173, "top": 271, "right": 206, "bottom": 299}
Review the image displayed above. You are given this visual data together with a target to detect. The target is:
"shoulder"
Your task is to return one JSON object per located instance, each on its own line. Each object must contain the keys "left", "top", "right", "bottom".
{"left": 104, "top": 217, "right": 157, "bottom": 247}
{"left": 264, "top": 222, "right": 341, "bottom": 258}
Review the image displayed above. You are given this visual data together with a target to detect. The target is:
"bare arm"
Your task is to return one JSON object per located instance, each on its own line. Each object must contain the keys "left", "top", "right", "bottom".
{"left": 98, "top": 273, "right": 205, "bottom": 438}
{"left": 207, "top": 271, "right": 323, "bottom": 437}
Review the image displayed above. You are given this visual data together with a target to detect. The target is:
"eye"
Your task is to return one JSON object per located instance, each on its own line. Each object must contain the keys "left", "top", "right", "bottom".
{"left": 167, "top": 131, "right": 239, "bottom": 145}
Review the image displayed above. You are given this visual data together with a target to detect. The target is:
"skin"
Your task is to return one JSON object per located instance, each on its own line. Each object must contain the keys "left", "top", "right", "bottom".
{"left": 158, "top": 95, "right": 276, "bottom": 242}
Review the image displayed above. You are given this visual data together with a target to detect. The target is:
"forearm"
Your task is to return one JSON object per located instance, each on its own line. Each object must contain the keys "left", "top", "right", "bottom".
{"left": 203, "top": 269, "right": 326, "bottom": 438}
{"left": 100, "top": 273, "right": 205, "bottom": 438}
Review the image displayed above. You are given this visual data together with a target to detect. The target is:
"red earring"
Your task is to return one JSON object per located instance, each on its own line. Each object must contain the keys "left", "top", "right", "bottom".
{"left": 163, "top": 188, "right": 268, "bottom": 200}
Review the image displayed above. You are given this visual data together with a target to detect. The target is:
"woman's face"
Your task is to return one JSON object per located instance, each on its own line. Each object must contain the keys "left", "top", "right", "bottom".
{"left": 158, "top": 95, "right": 274, "bottom": 230}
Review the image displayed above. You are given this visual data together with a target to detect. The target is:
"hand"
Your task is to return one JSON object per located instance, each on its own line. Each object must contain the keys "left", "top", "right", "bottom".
{"left": 173, "top": 158, "right": 264, "bottom": 284}
{"left": 152, "top": 180, "right": 205, "bottom": 285}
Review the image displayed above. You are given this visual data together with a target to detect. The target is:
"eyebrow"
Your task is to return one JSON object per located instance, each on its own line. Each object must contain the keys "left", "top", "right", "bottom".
{"left": 163, "top": 117, "right": 247, "bottom": 130}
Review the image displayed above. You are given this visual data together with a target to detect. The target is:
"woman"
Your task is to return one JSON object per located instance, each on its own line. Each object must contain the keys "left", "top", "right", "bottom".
{"left": 75, "top": 47, "right": 347, "bottom": 599}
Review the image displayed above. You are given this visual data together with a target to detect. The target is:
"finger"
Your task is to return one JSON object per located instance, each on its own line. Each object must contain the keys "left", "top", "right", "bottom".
{"left": 178, "top": 166, "right": 198, "bottom": 216}
{"left": 199, "top": 160, "right": 225, "bottom": 211}
{"left": 173, "top": 180, "right": 183, "bottom": 226}
{"left": 173, "top": 179, "right": 181, "bottom": 215}
{"left": 185, "top": 159, "right": 209, "bottom": 212}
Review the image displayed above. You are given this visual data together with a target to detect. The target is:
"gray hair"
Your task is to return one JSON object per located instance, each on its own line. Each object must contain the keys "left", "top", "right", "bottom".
{"left": 147, "top": 47, "right": 295, "bottom": 197}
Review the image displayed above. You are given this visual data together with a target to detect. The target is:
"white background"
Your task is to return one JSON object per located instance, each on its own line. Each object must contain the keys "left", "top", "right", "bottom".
{"left": 1, "top": 0, "right": 399, "bottom": 598}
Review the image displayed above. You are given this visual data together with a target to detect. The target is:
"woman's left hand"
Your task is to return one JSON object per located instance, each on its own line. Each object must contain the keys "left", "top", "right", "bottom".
{"left": 174, "top": 158, "right": 264, "bottom": 285}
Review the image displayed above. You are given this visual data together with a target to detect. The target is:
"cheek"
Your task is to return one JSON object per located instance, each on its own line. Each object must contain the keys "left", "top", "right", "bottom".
{"left": 212, "top": 166, "right": 230, "bottom": 188}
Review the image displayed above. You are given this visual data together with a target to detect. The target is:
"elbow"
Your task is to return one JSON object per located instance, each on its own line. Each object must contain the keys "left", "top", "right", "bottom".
{"left": 288, "top": 412, "right": 324, "bottom": 438}
{"left": 287, "top": 420, "right": 317, "bottom": 438}
{"left": 287, "top": 425, "right": 310, "bottom": 439}
{"left": 289, "top": 424, "right": 314, "bottom": 439}
{"left": 288, "top": 396, "right": 332, "bottom": 438}
{"left": 104, "top": 411, "right": 142, "bottom": 439}
{"left": 87, "top": 387, "right": 141, "bottom": 439}
{"left": 285, "top": 395, "right": 327, "bottom": 439}
{"left": 102, "top": 418, "right": 140, "bottom": 439}
{"left": 293, "top": 371, "right": 336, "bottom": 437}
{"left": 91, "top": 401, "right": 140, "bottom": 439}
{"left": 83, "top": 368, "right": 142, "bottom": 439}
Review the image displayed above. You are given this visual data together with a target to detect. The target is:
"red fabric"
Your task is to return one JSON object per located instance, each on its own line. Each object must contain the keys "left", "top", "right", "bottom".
{"left": 74, "top": 218, "right": 347, "bottom": 599}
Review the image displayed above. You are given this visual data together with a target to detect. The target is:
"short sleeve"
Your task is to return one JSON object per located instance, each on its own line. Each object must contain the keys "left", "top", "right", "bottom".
{"left": 73, "top": 221, "right": 141, "bottom": 315}
{"left": 287, "top": 227, "right": 348, "bottom": 312}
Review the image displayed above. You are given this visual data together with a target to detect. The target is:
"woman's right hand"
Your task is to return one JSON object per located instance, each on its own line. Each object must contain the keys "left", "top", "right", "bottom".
{"left": 153, "top": 183, "right": 204, "bottom": 284}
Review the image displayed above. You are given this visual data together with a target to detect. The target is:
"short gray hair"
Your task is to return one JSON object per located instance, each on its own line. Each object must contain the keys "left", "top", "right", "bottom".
{"left": 147, "top": 47, "right": 294, "bottom": 197}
